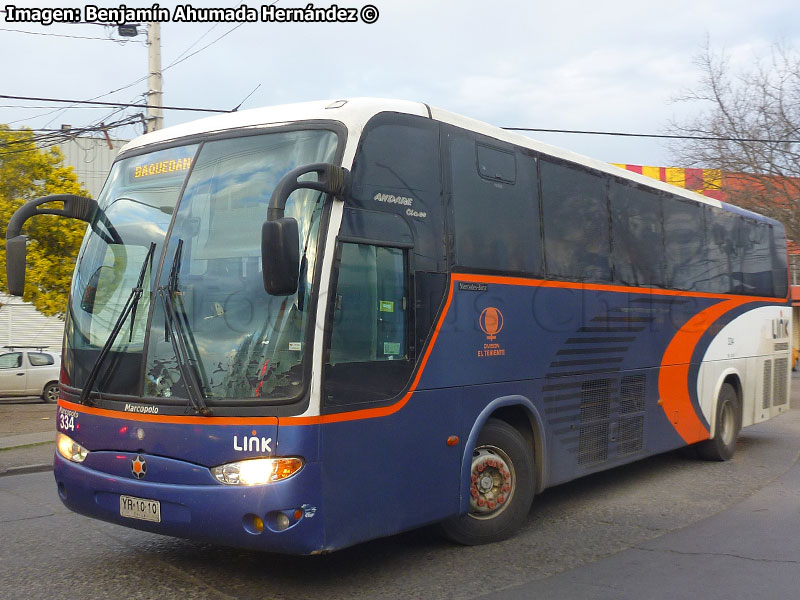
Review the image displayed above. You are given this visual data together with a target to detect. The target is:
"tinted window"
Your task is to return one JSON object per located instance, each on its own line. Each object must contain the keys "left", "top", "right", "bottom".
{"left": 351, "top": 118, "right": 439, "bottom": 194}
{"left": 739, "top": 220, "right": 774, "bottom": 296}
{"left": 329, "top": 244, "right": 407, "bottom": 364}
{"left": 772, "top": 226, "right": 789, "bottom": 298}
{"left": 541, "top": 160, "right": 611, "bottom": 281}
{"left": 325, "top": 244, "right": 413, "bottom": 407}
{"left": 450, "top": 131, "right": 541, "bottom": 274}
{"left": 0, "top": 353, "right": 22, "bottom": 369}
{"left": 609, "top": 182, "right": 664, "bottom": 287}
{"left": 663, "top": 197, "right": 706, "bottom": 291}
{"left": 350, "top": 113, "right": 443, "bottom": 272}
{"left": 28, "top": 353, "right": 55, "bottom": 366}
{"left": 705, "top": 207, "right": 744, "bottom": 294}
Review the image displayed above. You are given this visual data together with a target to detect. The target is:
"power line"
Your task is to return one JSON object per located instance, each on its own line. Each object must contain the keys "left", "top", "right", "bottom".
{"left": 0, "top": 94, "right": 229, "bottom": 114}
{"left": 0, "top": 115, "right": 143, "bottom": 157}
{"left": 502, "top": 126, "right": 800, "bottom": 144}
{"left": 0, "top": 27, "right": 145, "bottom": 43}
{"left": 162, "top": 22, "right": 246, "bottom": 73}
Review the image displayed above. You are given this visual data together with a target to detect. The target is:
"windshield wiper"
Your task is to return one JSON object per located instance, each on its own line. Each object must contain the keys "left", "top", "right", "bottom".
{"left": 158, "top": 239, "right": 213, "bottom": 416}
{"left": 79, "top": 242, "right": 156, "bottom": 407}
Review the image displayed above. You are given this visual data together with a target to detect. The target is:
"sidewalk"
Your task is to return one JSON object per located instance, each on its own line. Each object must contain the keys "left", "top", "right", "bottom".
{"left": 0, "top": 402, "right": 57, "bottom": 476}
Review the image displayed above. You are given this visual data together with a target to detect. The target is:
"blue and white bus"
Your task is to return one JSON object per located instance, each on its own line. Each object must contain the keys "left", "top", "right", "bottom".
{"left": 5, "top": 99, "right": 792, "bottom": 553}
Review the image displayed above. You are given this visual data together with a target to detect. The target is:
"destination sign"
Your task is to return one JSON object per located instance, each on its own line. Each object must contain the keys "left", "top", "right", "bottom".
{"left": 133, "top": 157, "right": 193, "bottom": 179}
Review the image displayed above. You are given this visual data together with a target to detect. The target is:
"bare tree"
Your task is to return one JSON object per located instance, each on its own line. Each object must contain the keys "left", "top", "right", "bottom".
{"left": 669, "top": 42, "right": 800, "bottom": 249}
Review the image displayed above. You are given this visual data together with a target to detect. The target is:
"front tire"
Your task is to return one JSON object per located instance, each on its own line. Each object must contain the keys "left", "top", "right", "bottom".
{"left": 440, "top": 418, "right": 535, "bottom": 545}
{"left": 696, "top": 383, "right": 740, "bottom": 461}
{"left": 42, "top": 382, "right": 59, "bottom": 404}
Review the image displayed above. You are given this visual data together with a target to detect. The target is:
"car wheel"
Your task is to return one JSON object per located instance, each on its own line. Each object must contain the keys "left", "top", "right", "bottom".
{"left": 42, "top": 382, "right": 59, "bottom": 404}
{"left": 696, "top": 383, "right": 740, "bottom": 461}
{"left": 440, "top": 418, "right": 535, "bottom": 545}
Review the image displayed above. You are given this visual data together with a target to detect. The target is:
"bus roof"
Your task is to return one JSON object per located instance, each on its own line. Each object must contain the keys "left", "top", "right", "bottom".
{"left": 120, "top": 97, "right": 781, "bottom": 227}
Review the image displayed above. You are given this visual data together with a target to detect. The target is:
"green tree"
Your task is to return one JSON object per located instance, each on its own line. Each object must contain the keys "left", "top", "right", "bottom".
{"left": 0, "top": 126, "right": 89, "bottom": 316}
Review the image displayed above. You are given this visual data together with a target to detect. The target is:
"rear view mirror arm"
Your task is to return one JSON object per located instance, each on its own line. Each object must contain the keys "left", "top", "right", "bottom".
{"left": 5, "top": 194, "right": 119, "bottom": 296}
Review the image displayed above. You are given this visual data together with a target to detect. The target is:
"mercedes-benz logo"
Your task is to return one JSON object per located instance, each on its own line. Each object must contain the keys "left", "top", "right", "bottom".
{"left": 131, "top": 455, "right": 147, "bottom": 479}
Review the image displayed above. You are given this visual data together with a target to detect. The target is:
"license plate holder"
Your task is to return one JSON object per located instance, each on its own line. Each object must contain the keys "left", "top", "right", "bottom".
{"left": 120, "top": 495, "right": 161, "bottom": 523}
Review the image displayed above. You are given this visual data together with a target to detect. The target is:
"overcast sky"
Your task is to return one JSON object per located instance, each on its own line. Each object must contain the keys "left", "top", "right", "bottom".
{"left": 2, "top": 0, "right": 799, "bottom": 166}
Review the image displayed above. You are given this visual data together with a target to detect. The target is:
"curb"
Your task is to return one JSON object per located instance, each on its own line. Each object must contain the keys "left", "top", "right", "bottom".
{"left": 0, "top": 463, "right": 53, "bottom": 477}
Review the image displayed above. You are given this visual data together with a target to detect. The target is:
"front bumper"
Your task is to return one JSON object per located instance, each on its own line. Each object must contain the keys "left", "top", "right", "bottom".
{"left": 53, "top": 452, "right": 325, "bottom": 555}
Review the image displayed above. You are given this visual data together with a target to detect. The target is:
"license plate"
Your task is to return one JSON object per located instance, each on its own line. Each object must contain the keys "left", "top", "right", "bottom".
{"left": 120, "top": 495, "right": 161, "bottom": 523}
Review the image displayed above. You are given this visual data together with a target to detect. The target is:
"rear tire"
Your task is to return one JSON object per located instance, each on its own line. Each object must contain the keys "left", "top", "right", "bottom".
{"left": 440, "top": 418, "right": 535, "bottom": 545}
{"left": 42, "top": 382, "right": 59, "bottom": 404}
{"left": 696, "top": 383, "right": 740, "bottom": 461}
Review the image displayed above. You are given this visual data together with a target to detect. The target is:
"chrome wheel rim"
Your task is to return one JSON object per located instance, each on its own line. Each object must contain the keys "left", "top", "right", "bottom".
{"left": 45, "top": 385, "right": 58, "bottom": 403}
{"left": 468, "top": 444, "right": 515, "bottom": 520}
{"left": 719, "top": 401, "right": 735, "bottom": 447}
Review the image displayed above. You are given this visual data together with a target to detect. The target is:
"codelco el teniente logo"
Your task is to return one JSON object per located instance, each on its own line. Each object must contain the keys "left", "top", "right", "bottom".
{"left": 478, "top": 307, "right": 506, "bottom": 358}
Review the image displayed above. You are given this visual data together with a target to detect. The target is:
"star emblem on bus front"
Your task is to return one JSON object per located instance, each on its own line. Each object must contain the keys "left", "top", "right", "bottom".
{"left": 131, "top": 455, "right": 147, "bottom": 479}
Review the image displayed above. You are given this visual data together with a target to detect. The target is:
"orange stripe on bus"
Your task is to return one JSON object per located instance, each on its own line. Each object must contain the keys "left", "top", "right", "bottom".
{"left": 62, "top": 274, "right": 782, "bottom": 429}
{"left": 657, "top": 298, "right": 749, "bottom": 444}
{"left": 57, "top": 399, "right": 278, "bottom": 426}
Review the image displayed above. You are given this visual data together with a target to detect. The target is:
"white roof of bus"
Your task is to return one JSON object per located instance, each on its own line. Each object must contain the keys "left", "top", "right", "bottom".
{"left": 120, "top": 97, "right": 775, "bottom": 220}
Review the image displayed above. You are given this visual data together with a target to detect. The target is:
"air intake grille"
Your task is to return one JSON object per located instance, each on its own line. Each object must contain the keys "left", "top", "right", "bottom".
{"left": 773, "top": 359, "right": 788, "bottom": 406}
{"left": 580, "top": 379, "right": 611, "bottom": 423}
{"left": 763, "top": 360, "right": 773, "bottom": 410}
{"left": 620, "top": 374, "right": 645, "bottom": 414}
{"left": 618, "top": 416, "right": 644, "bottom": 455}
{"left": 579, "top": 422, "right": 609, "bottom": 465}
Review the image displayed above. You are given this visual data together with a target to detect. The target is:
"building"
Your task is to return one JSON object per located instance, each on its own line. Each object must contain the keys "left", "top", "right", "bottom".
{"left": 56, "top": 135, "right": 129, "bottom": 199}
{"left": 0, "top": 294, "right": 65, "bottom": 351}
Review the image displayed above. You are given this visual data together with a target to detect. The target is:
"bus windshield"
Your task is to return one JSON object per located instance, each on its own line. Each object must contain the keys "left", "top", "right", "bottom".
{"left": 64, "top": 128, "right": 339, "bottom": 407}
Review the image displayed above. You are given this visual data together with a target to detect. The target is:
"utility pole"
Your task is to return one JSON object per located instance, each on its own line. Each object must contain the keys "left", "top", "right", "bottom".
{"left": 146, "top": 22, "right": 163, "bottom": 132}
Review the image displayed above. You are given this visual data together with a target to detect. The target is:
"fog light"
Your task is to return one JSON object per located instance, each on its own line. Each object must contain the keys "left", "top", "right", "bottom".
{"left": 56, "top": 433, "right": 88, "bottom": 463}
{"left": 242, "top": 513, "right": 264, "bottom": 535}
{"left": 276, "top": 512, "right": 291, "bottom": 531}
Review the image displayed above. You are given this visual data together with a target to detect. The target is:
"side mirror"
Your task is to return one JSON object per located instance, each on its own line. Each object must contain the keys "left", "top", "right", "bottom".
{"left": 5, "top": 194, "right": 100, "bottom": 296}
{"left": 6, "top": 236, "right": 28, "bottom": 297}
{"left": 267, "top": 163, "right": 349, "bottom": 221}
{"left": 261, "top": 163, "right": 349, "bottom": 297}
{"left": 262, "top": 217, "right": 300, "bottom": 296}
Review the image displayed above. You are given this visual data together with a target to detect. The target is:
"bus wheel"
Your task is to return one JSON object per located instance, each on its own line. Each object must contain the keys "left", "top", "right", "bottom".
{"left": 440, "top": 418, "right": 535, "bottom": 545}
{"left": 696, "top": 383, "right": 740, "bottom": 461}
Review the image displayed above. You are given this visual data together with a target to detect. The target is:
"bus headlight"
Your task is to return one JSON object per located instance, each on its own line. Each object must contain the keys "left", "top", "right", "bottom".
{"left": 212, "top": 457, "right": 304, "bottom": 485}
{"left": 56, "top": 432, "right": 89, "bottom": 463}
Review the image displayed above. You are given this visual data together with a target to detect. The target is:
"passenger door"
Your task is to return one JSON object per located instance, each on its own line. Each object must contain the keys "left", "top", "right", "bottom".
{"left": 0, "top": 352, "right": 26, "bottom": 396}
{"left": 320, "top": 242, "right": 460, "bottom": 548}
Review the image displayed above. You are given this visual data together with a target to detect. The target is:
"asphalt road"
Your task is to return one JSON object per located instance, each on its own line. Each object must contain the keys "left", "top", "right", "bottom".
{"left": 2, "top": 376, "right": 800, "bottom": 600}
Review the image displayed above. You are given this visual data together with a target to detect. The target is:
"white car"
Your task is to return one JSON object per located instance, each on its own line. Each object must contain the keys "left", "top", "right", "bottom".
{"left": 0, "top": 348, "right": 60, "bottom": 403}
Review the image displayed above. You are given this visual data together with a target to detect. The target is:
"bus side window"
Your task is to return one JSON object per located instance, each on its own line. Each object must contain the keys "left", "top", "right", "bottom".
{"left": 740, "top": 220, "right": 774, "bottom": 296}
{"left": 609, "top": 181, "right": 665, "bottom": 287}
{"left": 324, "top": 243, "right": 413, "bottom": 408}
{"left": 705, "top": 207, "right": 740, "bottom": 294}
{"left": 663, "top": 197, "right": 707, "bottom": 291}
{"left": 771, "top": 226, "right": 789, "bottom": 298}
{"left": 449, "top": 132, "right": 541, "bottom": 275}
{"left": 540, "top": 160, "right": 612, "bottom": 282}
